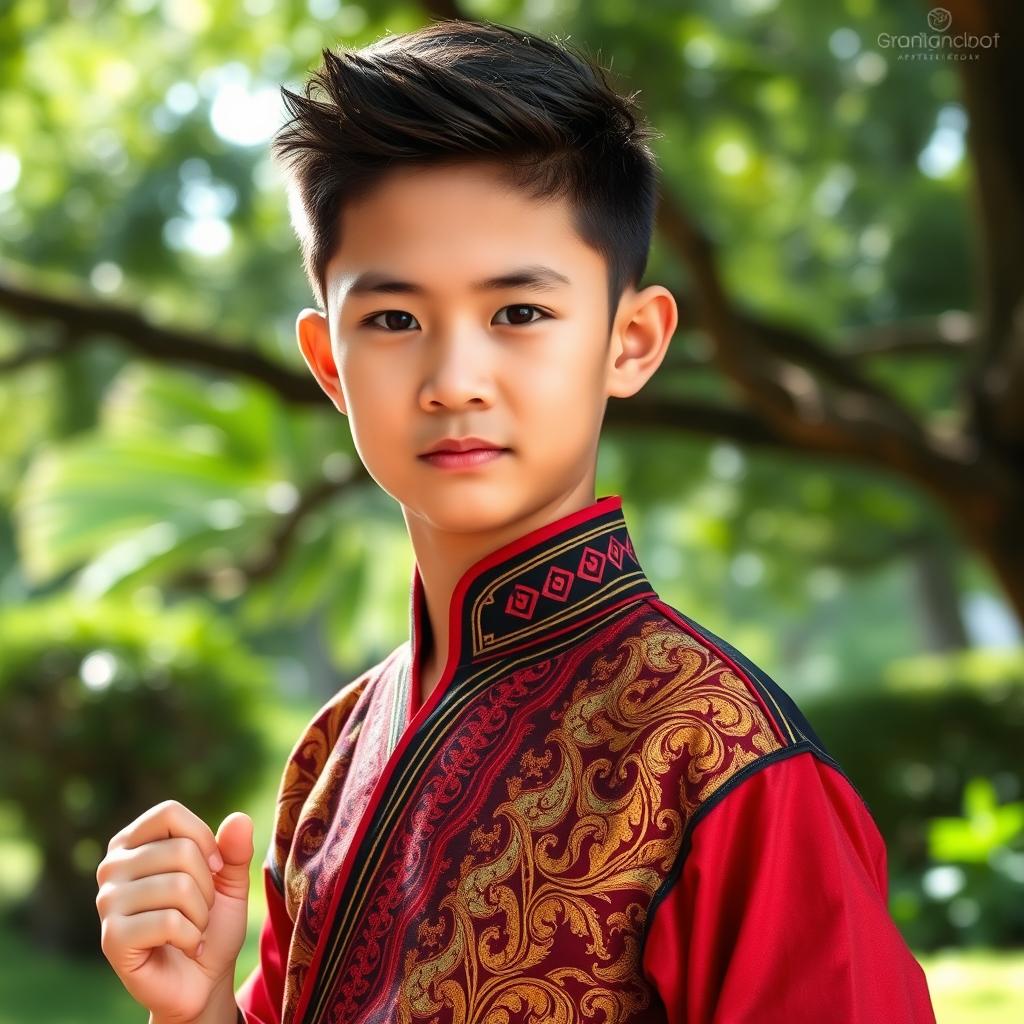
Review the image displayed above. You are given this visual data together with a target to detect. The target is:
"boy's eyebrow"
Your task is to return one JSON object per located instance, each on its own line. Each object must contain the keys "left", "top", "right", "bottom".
{"left": 347, "top": 264, "right": 572, "bottom": 297}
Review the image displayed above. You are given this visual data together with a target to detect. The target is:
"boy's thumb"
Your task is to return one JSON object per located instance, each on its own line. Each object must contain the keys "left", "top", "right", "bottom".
{"left": 213, "top": 811, "right": 254, "bottom": 897}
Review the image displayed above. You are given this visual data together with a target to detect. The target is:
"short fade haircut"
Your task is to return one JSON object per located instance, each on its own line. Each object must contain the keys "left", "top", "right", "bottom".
{"left": 270, "top": 18, "right": 663, "bottom": 333}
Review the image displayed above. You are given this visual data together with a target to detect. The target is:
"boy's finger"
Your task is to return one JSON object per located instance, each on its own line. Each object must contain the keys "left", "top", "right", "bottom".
{"left": 114, "top": 906, "right": 205, "bottom": 960}
{"left": 211, "top": 812, "right": 254, "bottom": 897}
{"left": 108, "top": 800, "right": 223, "bottom": 873}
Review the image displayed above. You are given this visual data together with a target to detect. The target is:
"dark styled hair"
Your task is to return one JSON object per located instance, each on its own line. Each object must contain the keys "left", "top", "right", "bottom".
{"left": 270, "top": 18, "right": 662, "bottom": 331}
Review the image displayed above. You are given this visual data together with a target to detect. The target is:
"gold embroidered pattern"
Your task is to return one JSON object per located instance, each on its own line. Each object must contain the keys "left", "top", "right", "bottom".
{"left": 270, "top": 677, "right": 369, "bottom": 898}
{"left": 387, "top": 614, "right": 783, "bottom": 1023}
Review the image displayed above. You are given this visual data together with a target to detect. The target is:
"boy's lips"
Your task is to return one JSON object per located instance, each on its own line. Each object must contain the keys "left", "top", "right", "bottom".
{"left": 419, "top": 435, "right": 506, "bottom": 455}
{"left": 418, "top": 447, "right": 510, "bottom": 470}
{"left": 417, "top": 434, "right": 511, "bottom": 470}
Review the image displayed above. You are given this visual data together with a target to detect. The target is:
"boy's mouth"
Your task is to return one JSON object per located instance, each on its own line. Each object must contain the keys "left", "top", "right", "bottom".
{"left": 419, "top": 435, "right": 506, "bottom": 455}
{"left": 418, "top": 435, "right": 510, "bottom": 469}
{"left": 418, "top": 446, "right": 510, "bottom": 470}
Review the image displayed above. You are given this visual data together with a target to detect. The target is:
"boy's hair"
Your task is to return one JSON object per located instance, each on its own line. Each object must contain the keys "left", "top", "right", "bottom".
{"left": 270, "top": 18, "right": 662, "bottom": 332}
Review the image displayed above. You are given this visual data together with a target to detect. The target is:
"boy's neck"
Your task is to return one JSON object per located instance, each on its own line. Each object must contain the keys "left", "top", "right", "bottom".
{"left": 418, "top": 643, "right": 444, "bottom": 707}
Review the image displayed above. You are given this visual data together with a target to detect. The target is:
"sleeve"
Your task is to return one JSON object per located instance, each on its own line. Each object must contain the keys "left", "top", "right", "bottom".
{"left": 641, "top": 748, "right": 937, "bottom": 1024}
{"left": 234, "top": 863, "right": 292, "bottom": 1023}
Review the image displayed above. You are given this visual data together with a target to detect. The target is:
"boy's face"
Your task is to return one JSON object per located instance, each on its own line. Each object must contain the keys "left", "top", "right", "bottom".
{"left": 296, "top": 160, "right": 674, "bottom": 535}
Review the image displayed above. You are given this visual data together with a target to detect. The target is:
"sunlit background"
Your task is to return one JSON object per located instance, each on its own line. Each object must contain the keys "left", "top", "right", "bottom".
{"left": 1, "top": 0, "right": 1022, "bottom": 1020}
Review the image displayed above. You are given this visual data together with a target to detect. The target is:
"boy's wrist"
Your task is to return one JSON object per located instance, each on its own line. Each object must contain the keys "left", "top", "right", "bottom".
{"left": 148, "top": 973, "right": 240, "bottom": 1024}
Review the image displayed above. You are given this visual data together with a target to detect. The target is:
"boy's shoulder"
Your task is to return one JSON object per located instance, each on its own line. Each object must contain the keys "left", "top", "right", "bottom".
{"left": 630, "top": 594, "right": 864, "bottom": 819}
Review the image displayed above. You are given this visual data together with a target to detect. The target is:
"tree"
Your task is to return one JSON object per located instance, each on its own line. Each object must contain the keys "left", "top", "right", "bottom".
{"left": 1, "top": 0, "right": 1021, "bottom": 652}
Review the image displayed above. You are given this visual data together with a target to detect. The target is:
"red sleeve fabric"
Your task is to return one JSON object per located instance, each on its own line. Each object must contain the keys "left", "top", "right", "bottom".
{"left": 234, "top": 864, "right": 292, "bottom": 1024}
{"left": 642, "top": 748, "right": 936, "bottom": 1024}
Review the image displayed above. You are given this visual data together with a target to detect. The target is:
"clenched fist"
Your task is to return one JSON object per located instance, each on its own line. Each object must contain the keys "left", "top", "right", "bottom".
{"left": 96, "top": 800, "right": 254, "bottom": 1024}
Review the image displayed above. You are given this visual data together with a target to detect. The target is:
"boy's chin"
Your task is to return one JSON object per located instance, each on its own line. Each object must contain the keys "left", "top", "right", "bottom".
{"left": 402, "top": 486, "right": 532, "bottom": 534}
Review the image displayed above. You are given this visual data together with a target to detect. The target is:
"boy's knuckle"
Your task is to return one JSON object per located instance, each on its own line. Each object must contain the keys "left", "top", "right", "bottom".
{"left": 99, "top": 918, "right": 117, "bottom": 954}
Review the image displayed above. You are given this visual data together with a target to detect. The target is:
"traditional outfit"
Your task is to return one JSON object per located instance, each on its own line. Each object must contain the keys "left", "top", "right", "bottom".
{"left": 236, "top": 494, "right": 936, "bottom": 1024}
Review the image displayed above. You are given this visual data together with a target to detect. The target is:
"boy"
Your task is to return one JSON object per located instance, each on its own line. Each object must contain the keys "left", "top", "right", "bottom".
{"left": 97, "top": 17, "right": 937, "bottom": 1024}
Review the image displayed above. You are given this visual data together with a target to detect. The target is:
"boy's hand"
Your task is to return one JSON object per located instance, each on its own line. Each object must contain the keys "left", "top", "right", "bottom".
{"left": 95, "top": 800, "right": 254, "bottom": 1023}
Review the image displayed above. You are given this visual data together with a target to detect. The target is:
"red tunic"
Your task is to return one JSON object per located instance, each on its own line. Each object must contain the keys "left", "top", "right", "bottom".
{"left": 235, "top": 494, "right": 936, "bottom": 1024}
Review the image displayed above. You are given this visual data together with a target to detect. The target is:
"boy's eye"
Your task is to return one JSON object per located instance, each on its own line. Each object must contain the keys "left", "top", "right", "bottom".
{"left": 360, "top": 305, "right": 549, "bottom": 332}
{"left": 362, "top": 310, "right": 419, "bottom": 332}
{"left": 493, "top": 304, "right": 548, "bottom": 326}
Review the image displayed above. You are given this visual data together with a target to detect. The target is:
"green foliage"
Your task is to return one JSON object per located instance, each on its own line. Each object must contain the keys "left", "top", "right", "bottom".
{"left": 907, "top": 779, "right": 1024, "bottom": 949}
{"left": 8, "top": 360, "right": 412, "bottom": 670}
{"left": 14, "top": 363, "right": 356, "bottom": 589}
{"left": 0, "top": 593, "right": 270, "bottom": 954}
{"left": 930, "top": 778, "right": 1024, "bottom": 864}
{"left": 0, "top": 0, "right": 1002, "bottom": 694}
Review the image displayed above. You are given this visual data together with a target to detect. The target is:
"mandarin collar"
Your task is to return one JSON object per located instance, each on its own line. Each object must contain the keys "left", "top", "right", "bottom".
{"left": 406, "top": 494, "right": 656, "bottom": 695}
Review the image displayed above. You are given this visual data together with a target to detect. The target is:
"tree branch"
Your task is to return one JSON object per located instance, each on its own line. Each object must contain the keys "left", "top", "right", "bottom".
{"left": 0, "top": 268, "right": 323, "bottom": 404}
{"left": 842, "top": 312, "right": 975, "bottom": 359}
{"left": 658, "top": 191, "right": 931, "bottom": 432}
{"left": 171, "top": 463, "right": 371, "bottom": 589}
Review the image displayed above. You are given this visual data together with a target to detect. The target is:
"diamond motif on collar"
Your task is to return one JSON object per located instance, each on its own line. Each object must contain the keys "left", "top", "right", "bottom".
{"left": 541, "top": 565, "right": 574, "bottom": 602}
{"left": 577, "top": 545, "right": 607, "bottom": 583}
{"left": 505, "top": 583, "right": 540, "bottom": 620}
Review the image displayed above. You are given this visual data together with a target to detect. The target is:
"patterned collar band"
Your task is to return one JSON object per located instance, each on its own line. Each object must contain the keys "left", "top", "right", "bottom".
{"left": 407, "top": 494, "right": 658, "bottom": 683}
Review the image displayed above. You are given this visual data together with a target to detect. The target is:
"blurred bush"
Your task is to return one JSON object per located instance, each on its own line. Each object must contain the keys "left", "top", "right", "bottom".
{"left": 803, "top": 648, "right": 1024, "bottom": 950}
{"left": 0, "top": 594, "right": 270, "bottom": 956}
{"left": 918, "top": 777, "right": 1024, "bottom": 948}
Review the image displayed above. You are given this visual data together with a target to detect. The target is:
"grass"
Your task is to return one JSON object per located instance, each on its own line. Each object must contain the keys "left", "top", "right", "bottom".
{"left": 918, "top": 949, "right": 1024, "bottom": 1024}
{"left": 1, "top": 696, "right": 1022, "bottom": 1023}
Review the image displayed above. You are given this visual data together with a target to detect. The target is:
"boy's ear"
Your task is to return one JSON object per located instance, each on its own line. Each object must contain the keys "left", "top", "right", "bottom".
{"left": 605, "top": 285, "right": 678, "bottom": 400}
{"left": 296, "top": 307, "right": 347, "bottom": 415}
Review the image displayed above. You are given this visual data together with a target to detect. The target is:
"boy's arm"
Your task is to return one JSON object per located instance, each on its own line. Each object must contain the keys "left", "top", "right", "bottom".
{"left": 641, "top": 749, "right": 937, "bottom": 1024}
{"left": 234, "top": 863, "right": 291, "bottom": 1023}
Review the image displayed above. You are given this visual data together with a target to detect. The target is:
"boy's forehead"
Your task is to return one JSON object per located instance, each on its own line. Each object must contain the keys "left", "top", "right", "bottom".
{"left": 325, "top": 164, "right": 599, "bottom": 304}
{"left": 340, "top": 162, "right": 573, "bottom": 242}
